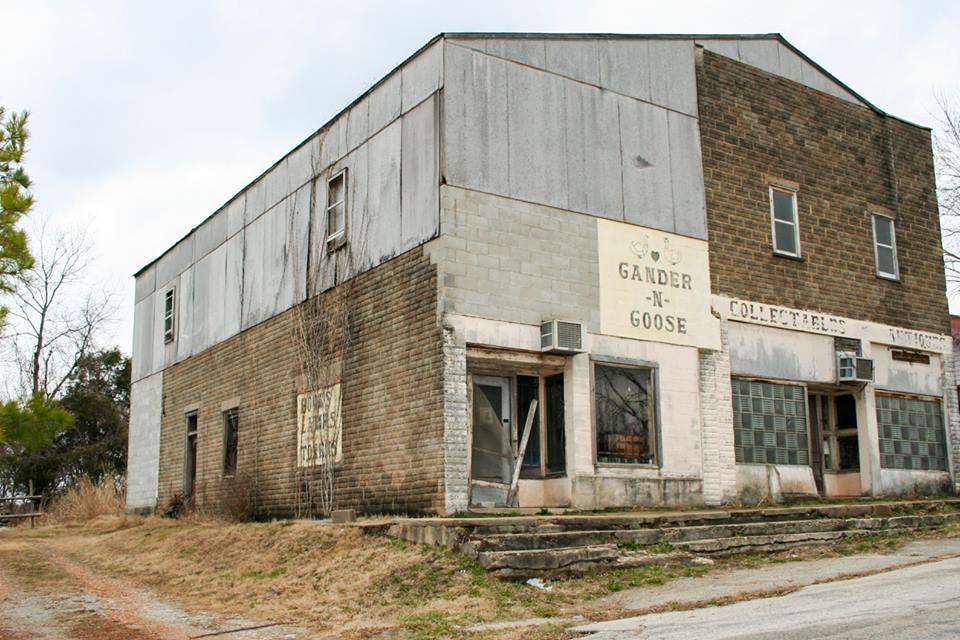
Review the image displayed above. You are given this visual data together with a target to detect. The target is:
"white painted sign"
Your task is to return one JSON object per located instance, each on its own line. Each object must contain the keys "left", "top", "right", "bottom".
{"left": 598, "top": 219, "right": 720, "bottom": 350}
{"left": 296, "top": 385, "right": 342, "bottom": 468}
{"left": 714, "top": 295, "right": 951, "bottom": 354}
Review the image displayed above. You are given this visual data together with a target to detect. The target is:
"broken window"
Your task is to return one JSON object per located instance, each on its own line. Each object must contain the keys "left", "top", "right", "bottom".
{"left": 876, "top": 395, "right": 947, "bottom": 471}
{"left": 326, "top": 169, "right": 346, "bottom": 247}
{"left": 872, "top": 214, "right": 899, "bottom": 280}
{"left": 770, "top": 187, "right": 800, "bottom": 257}
{"left": 732, "top": 379, "right": 809, "bottom": 465}
{"left": 594, "top": 364, "right": 657, "bottom": 465}
{"left": 222, "top": 408, "right": 239, "bottom": 478}
{"left": 163, "top": 288, "right": 176, "bottom": 343}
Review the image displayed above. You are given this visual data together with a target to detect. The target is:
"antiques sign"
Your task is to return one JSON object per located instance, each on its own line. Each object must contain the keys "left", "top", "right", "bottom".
{"left": 297, "top": 384, "right": 342, "bottom": 468}
{"left": 598, "top": 219, "right": 720, "bottom": 350}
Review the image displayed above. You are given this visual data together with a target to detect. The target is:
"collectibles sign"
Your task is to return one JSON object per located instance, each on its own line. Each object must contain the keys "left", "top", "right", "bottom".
{"left": 598, "top": 219, "right": 720, "bottom": 350}
{"left": 296, "top": 384, "right": 342, "bottom": 467}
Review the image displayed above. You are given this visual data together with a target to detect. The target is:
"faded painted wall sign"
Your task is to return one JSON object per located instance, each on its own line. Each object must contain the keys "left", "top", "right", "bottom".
{"left": 297, "top": 384, "right": 342, "bottom": 468}
{"left": 715, "top": 296, "right": 951, "bottom": 354}
{"left": 598, "top": 219, "right": 720, "bottom": 349}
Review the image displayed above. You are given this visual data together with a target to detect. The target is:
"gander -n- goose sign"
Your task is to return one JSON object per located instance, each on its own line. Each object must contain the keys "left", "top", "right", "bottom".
{"left": 598, "top": 219, "right": 720, "bottom": 350}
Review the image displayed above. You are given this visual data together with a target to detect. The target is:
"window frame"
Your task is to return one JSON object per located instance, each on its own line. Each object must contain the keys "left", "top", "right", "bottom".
{"left": 163, "top": 287, "right": 176, "bottom": 344}
{"left": 769, "top": 185, "right": 801, "bottom": 258}
{"left": 591, "top": 360, "right": 660, "bottom": 468}
{"left": 222, "top": 407, "right": 239, "bottom": 478}
{"left": 325, "top": 168, "right": 347, "bottom": 250}
{"left": 871, "top": 213, "right": 900, "bottom": 281}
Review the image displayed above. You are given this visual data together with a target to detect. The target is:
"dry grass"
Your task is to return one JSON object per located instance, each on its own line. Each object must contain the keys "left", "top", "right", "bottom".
{"left": 44, "top": 478, "right": 126, "bottom": 524}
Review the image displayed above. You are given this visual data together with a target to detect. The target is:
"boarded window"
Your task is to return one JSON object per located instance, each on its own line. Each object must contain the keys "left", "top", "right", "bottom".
{"left": 876, "top": 395, "right": 947, "bottom": 471}
{"left": 770, "top": 187, "right": 800, "bottom": 257}
{"left": 222, "top": 408, "right": 239, "bottom": 477}
{"left": 732, "top": 379, "right": 809, "bottom": 465}
{"left": 595, "top": 364, "right": 656, "bottom": 465}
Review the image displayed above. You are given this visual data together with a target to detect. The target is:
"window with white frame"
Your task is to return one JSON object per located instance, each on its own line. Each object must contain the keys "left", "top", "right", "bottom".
{"left": 163, "top": 288, "right": 176, "bottom": 343}
{"left": 770, "top": 187, "right": 800, "bottom": 257}
{"left": 326, "top": 169, "right": 346, "bottom": 247}
{"left": 872, "top": 214, "right": 899, "bottom": 279}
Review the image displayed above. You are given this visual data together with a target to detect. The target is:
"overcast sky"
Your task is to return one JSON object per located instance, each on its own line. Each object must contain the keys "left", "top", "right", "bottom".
{"left": 5, "top": 0, "right": 960, "bottom": 354}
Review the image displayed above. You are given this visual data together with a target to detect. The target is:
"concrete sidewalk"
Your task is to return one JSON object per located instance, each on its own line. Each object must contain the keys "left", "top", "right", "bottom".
{"left": 575, "top": 537, "right": 960, "bottom": 632}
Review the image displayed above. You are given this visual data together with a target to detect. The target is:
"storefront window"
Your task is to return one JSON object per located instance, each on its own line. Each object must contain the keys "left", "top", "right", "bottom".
{"left": 876, "top": 395, "right": 948, "bottom": 471}
{"left": 732, "top": 379, "right": 809, "bottom": 465}
{"left": 594, "top": 364, "right": 656, "bottom": 465}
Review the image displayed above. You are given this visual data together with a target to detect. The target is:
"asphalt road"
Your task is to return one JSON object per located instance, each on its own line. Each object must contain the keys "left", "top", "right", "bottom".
{"left": 576, "top": 556, "right": 960, "bottom": 640}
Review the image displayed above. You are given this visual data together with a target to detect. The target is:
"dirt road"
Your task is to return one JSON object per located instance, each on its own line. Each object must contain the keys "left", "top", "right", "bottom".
{"left": 0, "top": 535, "right": 302, "bottom": 640}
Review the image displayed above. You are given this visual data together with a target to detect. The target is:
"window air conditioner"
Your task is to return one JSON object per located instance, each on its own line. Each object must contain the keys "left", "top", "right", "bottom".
{"left": 837, "top": 352, "right": 874, "bottom": 383}
{"left": 541, "top": 320, "right": 585, "bottom": 354}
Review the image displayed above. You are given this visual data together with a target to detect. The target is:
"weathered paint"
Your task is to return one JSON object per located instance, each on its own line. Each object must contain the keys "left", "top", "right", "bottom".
{"left": 736, "top": 463, "right": 818, "bottom": 503}
{"left": 873, "top": 347, "right": 943, "bottom": 397}
{"left": 879, "top": 469, "right": 953, "bottom": 496}
{"left": 727, "top": 322, "right": 836, "bottom": 383}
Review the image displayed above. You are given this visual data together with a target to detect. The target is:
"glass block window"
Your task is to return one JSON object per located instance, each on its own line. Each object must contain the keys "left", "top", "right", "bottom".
{"left": 732, "top": 379, "right": 809, "bottom": 465}
{"left": 876, "top": 395, "right": 948, "bottom": 471}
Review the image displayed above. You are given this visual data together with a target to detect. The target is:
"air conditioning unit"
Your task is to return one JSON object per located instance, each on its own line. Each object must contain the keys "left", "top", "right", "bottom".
{"left": 837, "top": 352, "right": 874, "bottom": 383}
{"left": 541, "top": 320, "right": 585, "bottom": 354}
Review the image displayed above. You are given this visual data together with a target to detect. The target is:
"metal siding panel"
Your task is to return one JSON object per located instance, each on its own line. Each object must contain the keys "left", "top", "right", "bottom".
{"left": 225, "top": 193, "right": 246, "bottom": 238}
{"left": 402, "top": 40, "right": 442, "bottom": 112}
{"left": 368, "top": 71, "right": 402, "bottom": 135}
{"left": 443, "top": 44, "right": 510, "bottom": 197}
{"left": 401, "top": 94, "right": 439, "bottom": 250}
{"left": 345, "top": 99, "right": 370, "bottom": 153}
{"left": 195, "top": 242, "right": 228, "bottom": 354}
{"left": 176, "top": 266, "right": 195, "bottom": 361}
{"left": 190, "top": 250, "right": 212, "bottom": 356}
{"left": 151, "top": 288, "right": 166, "bottom": 373}
{"left": 134, "top": 266, "right": 156, "bottom": 304}
{"left": 290, "top": 184, "right": 311, "bottom": 305}
{"left": 446, "top": 37, "right": 486, "bottom": 54}
{"left": 776, "top": 43, "right": 804, "bottom": 84}
{"left": 262, "top": 158, "right": 290, "bottom": 214}
{"left": 360, "top": 122, "right": 402, "bottom": 270}
{"left": 598, "top": 40, "right": 652, "bottom": 101}
{"left": 737, "top": 40, "right": 782, "bottom": 76}
{"left": 484, "top": 38, "right": 546, "bottom": 68}
{"left": 544, "top": 39, "right": 599, "bottom": 85}
{"left": 132, "top": 296, "right": 155, "bottom": 381}
{"left": 507, "top": 64, "right": 568, "bottom": 210}
{"left": 244, "top": 174, "right": 268, "bottom": 226}
{"left": 154, "top": 236, "right": 194, "bottom": 288}
{"left": 648, "top": 41, "right": 698, "bottom": 117}
{"left": 192, "top": 210, "right": 228, "bottom": 263}
{"left": 287, "top": 135, "right": 320, "bottom": 195}
{"left": 668, "top": 111, "right": 708, "bottom": 239}
{"left": 696, "top": 39, "right": 741, "bottom": 61}
{"left": 564, "top": 82, "right": 623, "bottom": 219}
{"left": 800, "top": 59, "right": 833, "bottom": 95}
{"left": 320, "top": 116, "right": 348, "bottom": 173}
{"left": 223, "top": 232, "right": 243, "bottom": 340}
{"left": 619, "top": 97, "right": 674, "bottom": 231}
{"left": 241, "top": 211, "right": 266, "bottom": 329}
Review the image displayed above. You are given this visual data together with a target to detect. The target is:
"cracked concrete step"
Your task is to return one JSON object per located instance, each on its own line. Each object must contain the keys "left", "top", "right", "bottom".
{"left": 471, "top": 518, "right": 868, "bottom": 551}
{"left": 674, "top": 529, "right": 896, "bottom": 555}
{"left": 477, "top": 544, "right": 621, "bottom": 571}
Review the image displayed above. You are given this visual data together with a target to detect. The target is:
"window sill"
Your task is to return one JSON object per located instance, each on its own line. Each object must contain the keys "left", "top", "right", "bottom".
{"left": 326, "top": 234, "right": 347, "bottom": 254}
{"left": 876, "top": 273, "right": 901, "bottom": 283}
{"left": 772, "top": 251, "right": 805, "bottom": 262}
{"left": 595, "top": 462, "right": 660, "bottom": 470}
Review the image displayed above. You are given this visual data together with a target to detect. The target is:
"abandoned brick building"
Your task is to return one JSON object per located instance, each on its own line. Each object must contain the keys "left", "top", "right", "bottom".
{"left": 126, "top": 33, "right": 959, "bottom": 516}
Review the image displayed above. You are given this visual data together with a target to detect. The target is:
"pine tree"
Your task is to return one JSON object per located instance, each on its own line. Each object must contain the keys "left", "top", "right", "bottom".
{"left": 0, "top": 107, "right": 35, "bottom": 328}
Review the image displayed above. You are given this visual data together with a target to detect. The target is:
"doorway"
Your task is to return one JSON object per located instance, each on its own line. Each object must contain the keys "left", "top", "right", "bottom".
{"left": 184, "top": 412, "right": 198, "bottom": 503}
{"left": 807, "top": 392, "right": 862, "bottom": 496}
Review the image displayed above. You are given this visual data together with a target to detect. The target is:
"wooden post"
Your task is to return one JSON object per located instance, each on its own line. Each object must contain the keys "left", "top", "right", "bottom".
{"left": 507, "top": 400, "right": 538, "bottom": 508}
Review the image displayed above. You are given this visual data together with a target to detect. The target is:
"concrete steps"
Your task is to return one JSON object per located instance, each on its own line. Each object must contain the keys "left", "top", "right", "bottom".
{"left": 382, "top": 499, "right": 960, "bottom": 579}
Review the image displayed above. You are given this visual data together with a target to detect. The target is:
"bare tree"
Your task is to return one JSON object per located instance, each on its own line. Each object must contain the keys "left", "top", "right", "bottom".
{"left": 935, "top": 93, "right": 960, "bottom": 292}
{"left": 5, "top": 220, "right": 114, "bottom": 399}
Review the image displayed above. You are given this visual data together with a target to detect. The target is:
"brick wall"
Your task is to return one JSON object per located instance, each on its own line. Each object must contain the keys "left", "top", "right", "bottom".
{"left": 156, "top": 247, "right": 446, "bottom": 516}
{"left": 698, "top": 50, "right": 950, "bottom": 335}
{"left": 698, "top": 324, "right": 737, "bottom": 504}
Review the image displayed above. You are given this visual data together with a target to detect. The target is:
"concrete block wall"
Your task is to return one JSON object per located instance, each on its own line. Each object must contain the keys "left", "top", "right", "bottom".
{"left": 945, "top": 349, "right": 960, "bottom": 493}
{"left": 430, "top": 185, "right": 601, "bottom": 331}
{"left": 699, "top": 322, "right": 738, "bottom": 504}
{"left": 154, "top": 247, "right": 447, "bottom": 516}
{"left": 441, "top": 325, "right": 469, "bottom": 513}
{"left": 126, "top": 372, "right": 163, "bottom": 512}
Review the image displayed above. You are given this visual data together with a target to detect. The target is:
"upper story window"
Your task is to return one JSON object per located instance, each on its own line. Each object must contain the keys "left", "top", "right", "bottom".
{"left": 769, "top": 186, "right": 800, "bottom": 257}
{"left": 326, "top": 169, "right": 346, "bottom": 248}
{"left": 163, "top": 288, "right": 176, "bottom": 343}
{"left": 872, "top": 214, "right": 899, "bottom": 280}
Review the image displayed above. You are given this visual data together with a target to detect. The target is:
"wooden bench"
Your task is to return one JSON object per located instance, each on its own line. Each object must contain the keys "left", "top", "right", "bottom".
{"left": 0, "top": 496, "right": 42, "bottom": 528}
